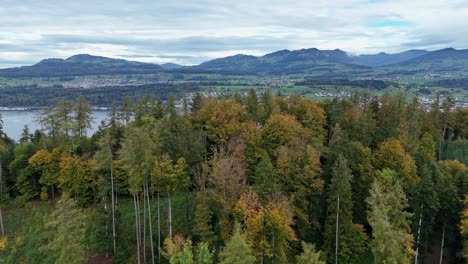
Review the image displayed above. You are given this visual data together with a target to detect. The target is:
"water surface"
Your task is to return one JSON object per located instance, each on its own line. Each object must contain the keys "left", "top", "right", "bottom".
{"left": 0, "top": 110, "right": 110, "bottom": 142}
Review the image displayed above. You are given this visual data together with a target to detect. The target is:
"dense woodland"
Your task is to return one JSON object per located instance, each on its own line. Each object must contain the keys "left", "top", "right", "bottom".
{"left": 0, "top": 91, "right": 467, "bottom": 264}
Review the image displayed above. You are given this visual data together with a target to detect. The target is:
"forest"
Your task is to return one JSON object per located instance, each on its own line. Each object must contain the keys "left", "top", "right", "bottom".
{"left": 0, "top": 91, "right": 467, "bottom": 264}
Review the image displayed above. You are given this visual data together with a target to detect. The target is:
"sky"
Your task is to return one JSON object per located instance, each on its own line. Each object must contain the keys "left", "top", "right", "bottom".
{"left": 0, "top": 0, "right": 467, "bottom": 68}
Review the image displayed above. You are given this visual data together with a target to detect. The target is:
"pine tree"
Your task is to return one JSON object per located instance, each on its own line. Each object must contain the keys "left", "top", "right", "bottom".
{"left": 323, "top": 155, "right": 366, "bottom": 264}
{"left": 252, "top": 153, "right": 276, "bottom": 200}
{"left": 246, "top": 89, "right": 260, "bottom": 122}
{"left": 219, "top": 222, "right": 256, "bottom": 264}
{"left": 296, "top": 242, "right": 325, "bottom": 264}
{"left": 74, "top": 95, "right": 93, "bottom": 139}
{"left": 43, "top": 195, "right": 88, "bottom": 264}
{"left": 367, "top": 169, "right": 414, "bottom": 263}
{"left": 95, "top": 131, "right": 117, "bottom": 256}
{"left": 194, "top": 193, "right": 215, "bottom": 243}
{"left": 460, "top": 195, "right": 468, "bottom": 261}
{"left": 196, "top": 242, "right": 215, "bottom": 264}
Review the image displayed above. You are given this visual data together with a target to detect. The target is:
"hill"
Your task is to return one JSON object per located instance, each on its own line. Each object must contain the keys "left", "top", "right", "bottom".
{"left": 193, "top": 48, "right": 373, "bottom": 76}
{"left": 2, "top": 48, "right": 468, "bottom": 78}
{"left": 351, "top": 49, "right": 430, "bottom": 67}
{"left": 0, "top": 54, "right": 163, "bottom": 77}
{"left": 190, "top": 47, "right": 468, "bottom": 76}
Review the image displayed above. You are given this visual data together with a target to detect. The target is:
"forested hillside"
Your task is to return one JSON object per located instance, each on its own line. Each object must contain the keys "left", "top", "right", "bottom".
{"left": 0, "top": 92, "right": 466, "bottom": 263}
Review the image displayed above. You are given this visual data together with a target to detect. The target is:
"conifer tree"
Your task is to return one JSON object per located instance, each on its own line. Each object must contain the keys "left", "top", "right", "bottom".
{"left": 194, "top": 193, "right": 215, "bottom": 243}
{"left": 196, "top": 242, "right": 215, "bottom": 264}
{"left": 367, "top": 169, "right": 414, "bottom": 263}
{"left": 296, "top": 242, "right": 325, "bottom": 264}
{"left": 323, "top": 155, "right": 366, "bottom": 264}
{"left": 219, "top": 222, "right": 256, "bottom": 264}
{"left": 43, "top": 195, "right": 87, "bottom": 264}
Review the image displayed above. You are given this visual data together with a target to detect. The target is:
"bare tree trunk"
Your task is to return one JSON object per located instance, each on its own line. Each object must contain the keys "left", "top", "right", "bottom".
{"left": 143, "top": 191, "right": 147, "bottom": 264}
{"left": 0, "top": 205, "right": 3, "bottom": 237}
{"left": 158, "top": 190, "right": 161, "bottom": 263}
{"left": 0, "top": 161, "right": 4, "bottom": 237}
{"left": 335, "top": 195, "right": 340, "bottom": 264}
{"left": 146, "top": 183, "right": 155, "bottom": 264}
{"left": 439, "top": 224, "right": 445, "bottom": 264}
{"left": 133, "top": 194, "right": 141, "bottom": 264}
{"left": 185, "top": 192, "right": 189, "bottom": 235}
{"left": 439, "top": 121, "right": 447, "bottom": 161}
{"left": 168, "top": 190, "right": 173, "bottom": 239}
{"left": 414, "top": 205, "right": 423, "bottom": 264}
{"left": 110, "top": 165, "right": 116, "bottom": 256}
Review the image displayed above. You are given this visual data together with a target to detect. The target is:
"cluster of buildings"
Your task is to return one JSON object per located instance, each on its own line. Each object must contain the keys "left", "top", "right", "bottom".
{"left": 314, "top": 91, "right": 352, "bottom": 98}
{"left": 418, "top": 96, "right": 468, "bottom": 109}
{"left": 63, "top": 78, "right": 149, "bottom": 89}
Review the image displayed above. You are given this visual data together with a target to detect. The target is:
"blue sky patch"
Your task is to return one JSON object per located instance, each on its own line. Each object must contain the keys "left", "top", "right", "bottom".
{"left": 368, "top": 20, "right": 414, "bottom": 28}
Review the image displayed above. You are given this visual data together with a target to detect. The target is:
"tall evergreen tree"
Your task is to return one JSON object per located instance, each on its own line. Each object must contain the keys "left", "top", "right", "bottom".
{"left": 74, "top": 95, "right": 93, "bottom": 139}
{"left": 296, "top": 242, "right": 325, "bottom": 264}
{"left": 367, "top": 169, "right": 414, "bottom": 264}
{"left": 323, "top": 155, "right": 366, "bottom": 264}
{"left": 219, "top": 222, "right": 256, "bottom": 264}
{"left": 43, "top": 195, "right": 88, "bottom": 264}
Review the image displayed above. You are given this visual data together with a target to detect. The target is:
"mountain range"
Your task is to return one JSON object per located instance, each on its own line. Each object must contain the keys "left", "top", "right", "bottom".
{"left": 1, "top": 48, "right": 468, "bottom": 78}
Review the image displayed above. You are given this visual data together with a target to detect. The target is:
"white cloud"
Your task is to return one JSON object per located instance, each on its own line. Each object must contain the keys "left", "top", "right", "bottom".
{"left": 0, "top": 0, "right": 466, "bottom": 67}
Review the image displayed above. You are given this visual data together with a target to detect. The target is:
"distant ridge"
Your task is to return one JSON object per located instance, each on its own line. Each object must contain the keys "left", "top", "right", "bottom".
{"left": 0, "top": 54, "right": 163, "bottom": 77}
{"left": 190, "top": 47, "right": 468, "bottom": 75}
{"left": 1, "top": 48, "right": 468, "bottom": 77}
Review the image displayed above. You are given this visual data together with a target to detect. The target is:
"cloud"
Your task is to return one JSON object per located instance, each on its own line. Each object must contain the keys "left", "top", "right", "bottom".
{"left": 0, "top": 0, "right": 467, "bottom": 67}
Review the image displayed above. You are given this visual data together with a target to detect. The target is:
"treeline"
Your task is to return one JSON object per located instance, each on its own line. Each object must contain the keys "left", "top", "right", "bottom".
{"left": 0, "top": 91, "right": 467, "bottom": 263}
{"left": 427, "top": 78, "right": 468, "bottom": 89}
{"left": 296, "top": 79, "right": 398, "bottom": 90}
{"left": 0, "top": 83, "right": 200, "bottom": 107}
{"left": 0, "top": 60, "right": 163, "bottom": 78}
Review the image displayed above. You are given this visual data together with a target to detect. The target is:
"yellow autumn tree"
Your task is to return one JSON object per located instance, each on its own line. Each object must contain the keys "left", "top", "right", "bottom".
{"left": 375, "top": 138, "right": 418, "bottom": 186}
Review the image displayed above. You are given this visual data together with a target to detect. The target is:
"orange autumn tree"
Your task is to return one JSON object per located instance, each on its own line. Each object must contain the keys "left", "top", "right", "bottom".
{"left": 235, "top": 189, "right": 296, "bottom": 263}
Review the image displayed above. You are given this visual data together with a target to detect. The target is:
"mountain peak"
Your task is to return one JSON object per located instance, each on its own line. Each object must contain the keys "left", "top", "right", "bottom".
{"left": 66, "top": 53, "right": 98, "bottom": 60}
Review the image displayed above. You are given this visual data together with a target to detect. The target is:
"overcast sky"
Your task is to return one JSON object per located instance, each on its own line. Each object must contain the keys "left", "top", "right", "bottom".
{"left": 0, "top": 0, "right": 467, "bottom": 68}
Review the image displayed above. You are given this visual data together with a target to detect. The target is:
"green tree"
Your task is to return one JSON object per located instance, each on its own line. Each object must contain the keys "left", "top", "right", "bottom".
{"left": 9, "top": 143, "right": 40, "bottom": 201}
{"left": 296, "top": 242, "right": 325, "bottom": 264}
{"left": 94, "top": 131, "right": 117, "bottom": 256}
{"left": 460, "top": 195, "right": 468, "bottom": 261}
{"left": 194, "top": 193, "right": 215, "bottom": 243}
{"left": 19, "top": 125, "right": 31, "bottom": 143}
{"left": 219, "top": 222, "right": 256, "bottom": 264}
{"left": 178, "top": 241, "right": 194, "bottom": 264}
{"left": 74, "top": 95, "right": 93, "bottom": 139}
{"left": 196, "top": 242, "right": 215, "bottom": 264}
{"left": 119, "top": 125, "right": 155, "bottom": 263}
{"left": 43, "top": 195, "right": 88, "bottom": 264}
{"left": 252, "top": 153, "right": 276, "bottom": 200}
{"left": 190, "top": 92, "right": 205, "bottom": 114}
{"left": 367, "top": 169, "right": 414, "bottom": 264}
{"left": 246, "top": 89, "right": 260, "bottom": 122}
{"left": 259, "top": 90, "right": 273, "bottom": 124}
{"left": 323, "top": 155, "right": 366, "bottom": 264}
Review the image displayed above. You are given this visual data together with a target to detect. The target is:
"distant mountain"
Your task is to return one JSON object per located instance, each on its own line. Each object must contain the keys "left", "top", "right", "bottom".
{"left": 194, "top": 48, "right": 371, "bottom": 75}
{"left": 396, "top": 48, "right": 468, "bottom": 68}
{"left": 159, "top": 62, "right": 183, "bottom": 69}
{"left": 191, "top": 47, "right": 468, "bottom": 76}
{"left": 0, "top": 54, "right": 163, "bottom": 77}
{"left": 351, "top": 50, "right": 430, "bottom": 67}
{"left": 2, "top": 48, "right": 468, "bottom": 78}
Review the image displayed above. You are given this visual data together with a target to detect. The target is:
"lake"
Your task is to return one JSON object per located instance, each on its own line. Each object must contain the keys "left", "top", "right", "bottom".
{"left": 0, "top": 110, "right": 110, "bottom": 142}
